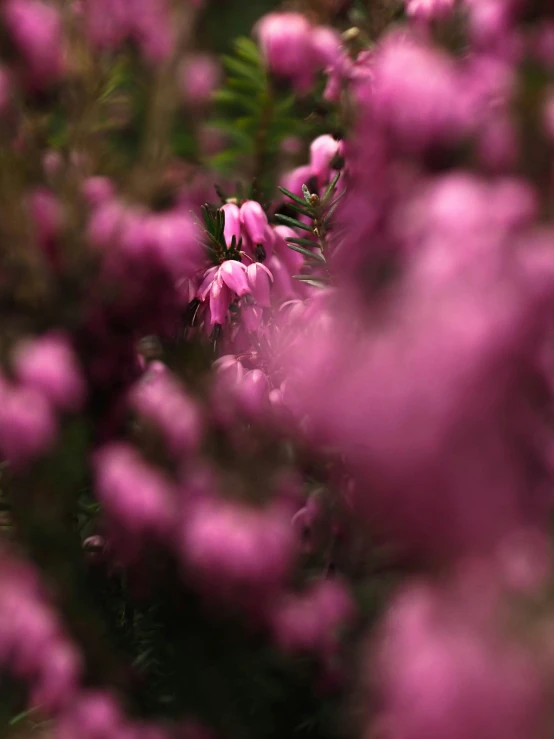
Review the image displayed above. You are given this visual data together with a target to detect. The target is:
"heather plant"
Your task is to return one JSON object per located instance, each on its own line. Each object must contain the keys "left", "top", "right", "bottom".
{"left": 3, "top": 1, "right": 554, "bottom": 739}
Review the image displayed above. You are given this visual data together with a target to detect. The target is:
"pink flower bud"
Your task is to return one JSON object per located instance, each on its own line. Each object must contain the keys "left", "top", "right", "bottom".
{"left": 13, "top": 332, "right": 86, "bottom": 412}
{"left": 0, "top": 384, "right": 56, "bottom": 465}
{"left": 3, "top": 0, "right": 64, "bottom": 87}
{"left": 87, "top": 199, "right": 126, "bottom": 249}
{"left": 221, "top": 203, "right": 242, "bottom": 247}
{"left": 179, "top": 54, "right": 221, "bottom": 106}
{"left": 240, "top": 200, "right": 268, "bottom": 245}
{"left": 267, "top": 255, "right": 298, "bottom": 300}
{"left": 247, "top": 262, "right": 273, "bottom": 307}
{"left": 238, "top": 369, "right": 270, "bottom": 416}
{"left": 82, "top": 176, "right": 115, "bottom": 207}
{"left": 213, "top": 355, "right": 245, "bottom": 384}
{"left": 256, "top": 12, "right": 313, "bottom": 82}
{"left": 130, "top": 368, "right": 202, "bottom": 455}
{"left": 149, "top": 211, "right": 205, "bottom": 279}
{"left": 309, "top": 135, "right": 342, "bottom": 187}
{"left": 281, "top": 165, "right": 314, "bottom": 200}
{"left": 271, "top": 579, "right": 354, "bottom": 655}
{"left": 42, "top": 150, "right": 62, "bottom": 180}
{"left": 219, "top": 260, "right": 250, "bottom": 297}
{"left": 93, "top": 443, "right": 174, "bottom": 536}
{"left": 242, "top": 304, "right": 263, "bottom": 332}
{"left": 31, "top": 642, "right": 80, "bottom": 712}
{"left": 181, "top": 498, "right": 294, "bottom": 599}
{"left": 405, "top": 0, "right": 456, "bottom": 20}
{"left": 132, "top": 0, "right": 174, "bottom": 64}
{"left": 273, "top": 225, "right": 305, "bottom": 274}
{"left": 208, "top": 279, "right": 232, "bottom": 325}
{"left": 312, "top": 27, "right": 342, "bottom": 69}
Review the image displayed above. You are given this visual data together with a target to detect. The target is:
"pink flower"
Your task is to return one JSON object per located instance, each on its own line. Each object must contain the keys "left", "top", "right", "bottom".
{"left": 13, "top": 332, "right": 86, "bottom": 413}
{"left": 208, "top": 278, "right": 232, "bottom": 326}
{"left": 213, "top": 355, "right": 245, "bottom": 384}
{"left": 237, "top": 369, "right": 270, "bottom": 416}
{"left": 0, "top": 382, "right": 56, "bottom": 465}
{"left": 267, "top": 255, "right": 298, "bottom": 300}
{"left": 405, "top": 0, "right": 456, "bottom": 21}
{"left": 240, "top": 200, "right": 268, "bottom": 245}
{"left": 93, "top": 443, "right": 174, "bottom": 537}
{"left": 219, "top": 260, "right": 250, "bottom": 296}
{"left": 241, "top": 304, "right": 263, "bottom": 332}
{"left": 130, "top": 366, "right": 202, "bottom": 455}
{"left": 3, "top": 0, "right": 64, "bottom": 86}
{"left": 256, "top": 12, "right": 314, "bottom": 88}
{"left": 281, "top": 165, "right": 314, "bottom": 199}
{"left": 246, "top": 262, "right": 273, "bottom": 307}
{"left": 181, "top": 498, "right": 295, "bottom": 601}
{"left": 148, "top": 211, "right": 205, "bottom": 279}
{"left": 312, "top": 26, "right": 342, "bottom": 69}
{"left": 82, "top": 177, "right": 115, "bottom": 207}
{"left": 179, "top": 54, "right": 220, "bottom": 106}
{"left": 271, "top": 579, "right": 354, "bottom": 655}
{"left": 310, "top": 135, "right": 343, "bottom": 187}
{"left": 371, "top": 31, "right": 469, "bottom": 153}
{"left": 372, "top": 580, "right": 546, "bottom": 739}
{"left": 221, "top": 203, "right": 242, "bottom": 247}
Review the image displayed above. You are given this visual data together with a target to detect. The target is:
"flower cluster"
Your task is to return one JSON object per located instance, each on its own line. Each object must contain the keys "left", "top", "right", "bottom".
{"left": 3, "top": 1, "right": 554, "bottom": 739}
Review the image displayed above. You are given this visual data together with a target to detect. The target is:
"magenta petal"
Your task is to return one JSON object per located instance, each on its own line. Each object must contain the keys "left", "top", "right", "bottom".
{"left": 197, "top": 266, "right": 219, "bottom": 300}
{"left": 240, "top": 201, "right": 268, "bottom": 245}
{"left": 209, "top": 280, "right": 231, "bottom": 325}
{"left": 221, "top": 203, "right": 242, "bottom": 247}
{"left": 219, "top": 260, "right": 250, "bottom": 297}
{"left": 247, "top": 263, "right": 273, "bottom": 307}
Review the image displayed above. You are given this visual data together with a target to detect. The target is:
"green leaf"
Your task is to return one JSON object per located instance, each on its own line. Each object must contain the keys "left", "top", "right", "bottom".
{"left": 322, "top": 171, "right": 341, "bottom": 202}
{"left": 222, "top": 56, "right": 265, "bottom": 86}
{"left": 278, "top": 186, "right": 308, "bottom": 207}
{"left": 288, "top": 243, "right": 326, "bottom": 263}
{"left": 274, "top": 214, "right": 313, "bottom": 232}
{"left": 282, "top": 201, "right": 312, "bottom": 217}
{"left": 326, "top": 188, "right": 347, "bottom": 211}
{"left": 286, "top": 236, "right": 318, "bottom": 247}
{"left": 234, "top": 37, "right": 262, "bottom": 66}
{"left": 227, "top": 77, "right": 261, "bottom": 93}
{"left": 212, "top": 89, "right": 260, "bottom": 114}
{"left": 293, "top": 276, "right": 328, "bottom": 288}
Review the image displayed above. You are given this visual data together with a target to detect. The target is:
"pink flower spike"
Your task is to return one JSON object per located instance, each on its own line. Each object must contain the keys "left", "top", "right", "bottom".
{"left": 240, "top": 201, "right": 268, "bottom": 245}
{"left": 219, "top": 260, "right": 250, "bottom": 297}
{"left": 247, "top": 263, "right": 273, "bottom": 307}
{"left": 221, "top": 203, "right": 242, "bottom": 248}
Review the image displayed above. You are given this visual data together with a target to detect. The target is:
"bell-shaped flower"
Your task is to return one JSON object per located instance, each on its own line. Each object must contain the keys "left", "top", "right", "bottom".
{"left": 221, "top": 203, "right": 242, "bottom": 247}
{"left": 242, "top": 304, "right": 263, "bottom": 332}
{"left": 256, "top": 12, "right": 313, "bottom": 80}
{"left": 219, "top": 259, "right": 250, "bottom": 296}
{"left": 208, "top": 279, "right": 232, "bottom": 326}
{"left": 247, "top": 262, "right": 273, "bottom": 307}
{"left": 240, "top": 200, "right": 268, "bottom": 245}
{"left": 310, "top": 135, "right": 343, "bottom": 187}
